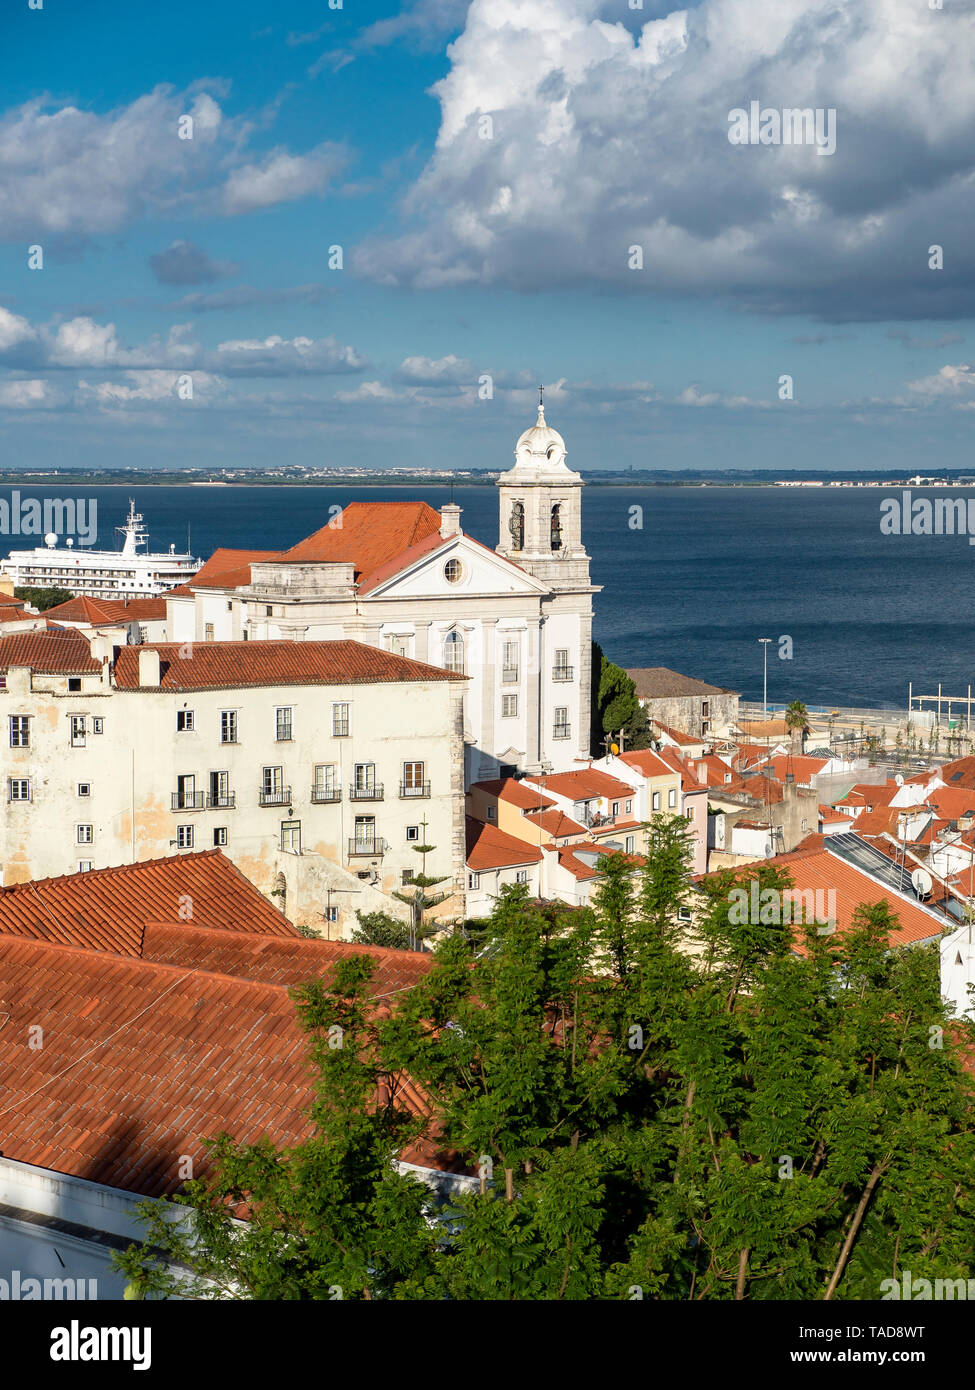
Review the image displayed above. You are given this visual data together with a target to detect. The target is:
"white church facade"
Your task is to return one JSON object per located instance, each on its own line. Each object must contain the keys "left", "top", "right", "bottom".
{"left": 167, "top": 403, "right": 601, "bottom": 782}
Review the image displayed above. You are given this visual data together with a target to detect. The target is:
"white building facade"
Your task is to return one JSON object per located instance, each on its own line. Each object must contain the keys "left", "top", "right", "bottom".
{"left": 166, "top": 405, "right": 600, "bottom": 783}
{"left": 0, "top": 632, "right": 466, "bottom": 933}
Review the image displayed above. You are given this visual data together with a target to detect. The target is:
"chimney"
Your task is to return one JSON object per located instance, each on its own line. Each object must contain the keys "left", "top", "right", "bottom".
{"left": 138, "top": 648, "right": 161, "bottom": 687}
{"left": 440, "top": 503, "right": 462, "bottom": 538}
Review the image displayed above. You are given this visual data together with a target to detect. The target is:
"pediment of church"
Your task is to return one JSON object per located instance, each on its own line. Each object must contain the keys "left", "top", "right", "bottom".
{"left": 365, "top": 534, "right": 549, "bottom": 600}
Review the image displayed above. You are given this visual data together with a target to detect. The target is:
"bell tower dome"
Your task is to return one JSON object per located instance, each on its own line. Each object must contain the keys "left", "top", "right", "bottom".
{"left": 496, "top": 391, "right": 591, "bottom": 588}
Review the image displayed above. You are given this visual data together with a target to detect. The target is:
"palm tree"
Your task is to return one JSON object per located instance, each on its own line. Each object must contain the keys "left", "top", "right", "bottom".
{"left": 785, "top": 699, "right": 809, "bottom": 753}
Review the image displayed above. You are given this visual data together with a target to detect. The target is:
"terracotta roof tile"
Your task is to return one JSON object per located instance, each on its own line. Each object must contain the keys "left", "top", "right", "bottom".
{"left": 0, "top": 627, "right": 100, "bottom": 673}
{"left": 466, "top": 817, "right": 543, "bottom": 870}
{"left": 186, "top": 548, "right": 281, "bottom": 591}
{"left": 278, "top": 501, "right": 443, "bottom": 572}
{"left": 524, "top": 808, "right": 587, "bottom": 838}
{"left": 470, "top": 778, "right": 556, "bottom": 811}
{"left": 0, "top": 850, "right": 296, "bottom": 955}
{"left": 141, "top": 923, "right": 432, "bottom": 996}
{"left": 526, "top": 768, "right": 636, "bottom": 801}
{"left": 113, "top": 639, "right": 466, "bottom": 690}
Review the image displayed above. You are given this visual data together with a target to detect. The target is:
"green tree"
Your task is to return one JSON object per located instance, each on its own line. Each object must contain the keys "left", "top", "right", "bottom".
{"left": 590, "top": 641, "right": 652, "bottom": 754}
{"left": 391, "top": 818, "right": 451, "bottom": 950}
{"left": 785, "top": 700, "right": 809, "bottom": 752}
{"left": 116, "top": 859, "right": 975, "bottom": 1300}
{"left": 351, "top": 910, "right": 414, "bottom": 951}
{"left": 14, "top": 585, "right": 74, "bottom": 611}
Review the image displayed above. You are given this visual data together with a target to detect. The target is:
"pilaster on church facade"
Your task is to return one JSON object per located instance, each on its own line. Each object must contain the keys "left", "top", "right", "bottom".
{"left": 166, "top": 404, "right": 601, "bottom": 782}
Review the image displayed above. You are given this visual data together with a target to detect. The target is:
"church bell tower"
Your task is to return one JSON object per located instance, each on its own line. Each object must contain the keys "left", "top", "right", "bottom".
{"left": 496, "top": 392, "right": 591, "bottom": 589}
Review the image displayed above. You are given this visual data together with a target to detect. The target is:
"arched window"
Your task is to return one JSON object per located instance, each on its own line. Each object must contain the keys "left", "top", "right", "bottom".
{"left": 508, "top": 501, "right": 524, "bottom": 552}
{"left": 443, "top": 629, "right": 465, "bottom": 674}
{"left": 551, "top": 503, "right": 563, "bottom": 551}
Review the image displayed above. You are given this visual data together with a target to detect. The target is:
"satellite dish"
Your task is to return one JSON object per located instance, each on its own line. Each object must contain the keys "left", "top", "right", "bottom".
{"left": 895, "top": 774, "right": 904, "bottom": 786}
{"left": 44, "top": 532, "right": 57, "bottom": 547}
{"left": 911, "top": 868, "right": 933, "bottom": 899}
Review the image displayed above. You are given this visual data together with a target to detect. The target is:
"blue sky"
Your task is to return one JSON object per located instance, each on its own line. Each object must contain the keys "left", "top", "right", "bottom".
{"left": 1, "top": 0, "right": 973, "bottom": 472}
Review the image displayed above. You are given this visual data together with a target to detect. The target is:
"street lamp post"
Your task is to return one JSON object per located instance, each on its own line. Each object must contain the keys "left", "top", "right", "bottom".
{"left": 759, "top": 638, "right": 772, "bottom": 721}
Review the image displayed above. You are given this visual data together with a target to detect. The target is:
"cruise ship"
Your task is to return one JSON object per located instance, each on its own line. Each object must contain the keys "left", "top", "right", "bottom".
{"left": 1, "top": 501, "right": 201, "bottom": 598}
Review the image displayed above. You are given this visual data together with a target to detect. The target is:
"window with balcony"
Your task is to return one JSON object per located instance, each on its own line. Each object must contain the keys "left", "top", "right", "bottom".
{"left": 351, "top": 815, "right": 378, "bottom": 855}
{"left": 401, "top": 761, "right": 429, "bottom": 798}
{"left": 553, "top": 707, "right": 570, "bottom": 739}
{"left": 261, "top": 767, "right": 288, "bottom": 806}
{"left": 209, "top": 771, "right": 233, "bottom": 808}
{"left": 351, "top": 763, "right": 381, "bottom": 800}
{"left": 275, "top": 706, "right": 293, "bottom": 742}
{"left": 174, "top": 774, "right": 202, "bottom": 811}
{"left": 312, "top": 764, "right": 340, "bottom": 802}
{"left": 332, "top": 702, "right": 350, "bottom": 737}
{"left": 553, "top": 649, "right": 573, "bottom": 681}
{"left": 9, "top": 715, "right": 29, "bottom": 748}
{"left": 220, "top": 710, "right": 238, "bottom": 744}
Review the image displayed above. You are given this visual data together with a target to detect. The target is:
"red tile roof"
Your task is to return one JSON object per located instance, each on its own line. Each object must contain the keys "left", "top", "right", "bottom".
{"left": 524, "top": 808, "right": 587, "bottom": 839}
{"left": 0, "top": 940, "right": 317, "bottom": 1194}
{"left": 930, "top": 756, "right": 975, "bottom": 791}
{"left": 187, "top": 547, "right": 282, "bottom": 591}
{"left": 703, "top": 845, "right": 945, "bottom": 952}
{"left": 357, "top": 528, "right": 450, "bottom": 595}
{"left": 141, "top": 922, "right": 431, "bottom": 996}
{"left": 113, "top": 639, "right": 466, "bottom": 690}
{"left": 471, "top": 778, "right": 556, "bottom": 811}
{"left": 650, "top": 746, "right": 707, "bottom": 790}
{"left": 619, "top": 749, "right": 677, "bottom": 779}
{"left": 0, "top": 931, "right": 450, "bottom": 1195}
{"left": 650, "top": 720, "right": 703, "bottom": 746}
{"left": 557, "top": 843, "right": 644, "bottom": 881}
{"left": 466, "top": 817, "right": 543, "bottom": 871}
{"left": 278, "top": 501, "right": 443, "bottom": 574}
{"left": 0, "top": 850, "right": 296, "bottom": 955}
{"left": 525, "top": 768, "right": 635, "bottom": 801}
{"left": 42, "top": 595, "right": 125, "bottom": 623}
{"left": 924, "top": 786, "right": 975, "bottom": 820}
{"left": 0, "top": 627, "right": 100, "bottom": 673}
{"left": 759, "top": 755, "right": 831, "bottom": 782}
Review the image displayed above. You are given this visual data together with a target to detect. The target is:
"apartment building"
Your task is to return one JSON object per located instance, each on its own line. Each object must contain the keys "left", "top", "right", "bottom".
{"left": 0, "top": 628, "right": 467, "bottom": 933}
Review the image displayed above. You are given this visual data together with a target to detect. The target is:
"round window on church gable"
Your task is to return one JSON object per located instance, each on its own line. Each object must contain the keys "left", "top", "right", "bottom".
{"left": 444, "top": 558, "right": 463, "bottom": 584}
